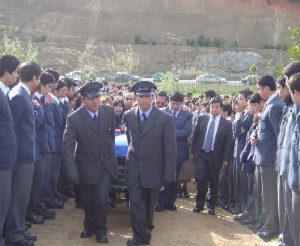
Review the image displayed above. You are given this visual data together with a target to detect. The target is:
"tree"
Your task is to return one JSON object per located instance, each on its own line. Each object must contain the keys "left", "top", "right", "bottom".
{"left": 78, "top": 39, "right": 98, "bottom": 83}
{"left": 157, "top": 72, "right": 179, "bottom": 92}
{"left": 287, "top": 26, "right": 300, "bottom": 61}
{"left": 249, "top": 64, "right": 257, "bottom": 74}
{"left": 105, "top": 45, "right": 139, "bottom": 74}
{"left": 0, "top": 26, "right": 38, "bottom": 62}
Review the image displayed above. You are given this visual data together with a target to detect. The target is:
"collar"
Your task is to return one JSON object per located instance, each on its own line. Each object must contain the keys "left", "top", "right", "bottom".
{"left": 87, "top": 108, "right": 98, "bottom": 118}
{"left": 52, "top": 94, "right": 60, "bottom": 104}
{"left": 209, "top": 114, "right": 221, "bottom": 121}
{"left": 19, "top": 82, "right": 31, "bottom": 96}
{"left": 0, "top": 81, "right": 9, "bottom": 95}
{"left": 34, "top": 92, "right": 42, "bottom": 100}
{"left": 172, "top": 109, "right": 181, "bottom": 117}
{"left": 139, "top": 105, "right": 153, "bottom": 118}
{"left": 265, "top": 91, "right": 278, "bottom": 105}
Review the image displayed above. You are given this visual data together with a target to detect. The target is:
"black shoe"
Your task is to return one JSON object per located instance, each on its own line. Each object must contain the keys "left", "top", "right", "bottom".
{"left": 208, "top": 209, "right": 216, "bottom": 215}
{"left": 22, "top": 231, "right": 37, "bottom": 242}
{"left": 248, "top": 223, "right": 263, "bottom": 233}
{"left": 239, "top": 216, "right": 256, "bottom": 226}
{"left": 126, "top": 238, "right": 150, "bottom": 246}
{"left": 35, "top": 208, "right": 55, "bottom": 220}
{"left": 192, "top": 206, "right": 203, "bottom": 213}
{"left": 155, "top": 204, "right": 165, "bottom": 212}
{"left": 45, "top": 200, "right": 64, "bottom": 209}
{"left": 165, "top": 204, "right": 177, "bottom": 211}
{"left": 178, "top": 187, "right": 183, "bottom": 198}
{"left": 257, "top": 229, "right": 278, "bottom": 241}
{"left": 96, "top": 234, "right": 108, "bottom": 243}
{"left": 26, "top": 213, "right": 45, "bottom": 225}
{"left": 25, "top": 221, "right": 31, "bottom": 229}
{"left": 80, "top": 229, "right": 95, "bottom": 238}
{"left": 233, "top": 213, "right": 249, "bottom": 222}
{"left": 183, "top": 184, "right": 190, "bottom": 198}
{"left": 55, "top": 193, "right": 68, "bottom": 202}
{"left": 6, "top": 238, "right": 35, "bottom": 246}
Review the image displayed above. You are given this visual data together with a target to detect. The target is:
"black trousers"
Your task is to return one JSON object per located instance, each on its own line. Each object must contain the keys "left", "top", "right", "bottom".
{"left": 195, "top": 150, "right": 220, "bottom": 210}
{"left": 80, "top": 170, "right": 112, "bottom": 236}
{"left": 128, "top": 179, "right": 160, "bottom": 241}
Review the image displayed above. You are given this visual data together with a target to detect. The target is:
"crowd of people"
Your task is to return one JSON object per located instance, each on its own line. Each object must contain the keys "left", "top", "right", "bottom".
{"left": 0, "top": 53, "right": 300, "bottom": 246}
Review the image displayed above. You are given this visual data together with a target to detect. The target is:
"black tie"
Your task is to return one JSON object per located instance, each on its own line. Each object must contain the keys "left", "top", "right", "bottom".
{"left": 6, "top": 93, "right": 10, "bottom": 103}
{"left": 141, "top": 112, "right": 147, "bottom": 122}
{"left": 173, "top": 111, "right": 177, "bottom": 118}
{"left": 93, "top": 113, "right": 98, "bottom": 120}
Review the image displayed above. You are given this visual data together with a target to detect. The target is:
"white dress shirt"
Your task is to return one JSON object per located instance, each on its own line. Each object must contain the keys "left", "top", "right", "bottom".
{"left": 19, "top": 82, "right": 31, "bottom": 96}
{"left": 0, "top": 81, "right": 9, "bottom": 95}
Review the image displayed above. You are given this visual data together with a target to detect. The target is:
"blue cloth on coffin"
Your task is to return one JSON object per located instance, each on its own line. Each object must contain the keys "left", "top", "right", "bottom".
{"left": 115, "top": 133, "right": 128, "bottom": 157}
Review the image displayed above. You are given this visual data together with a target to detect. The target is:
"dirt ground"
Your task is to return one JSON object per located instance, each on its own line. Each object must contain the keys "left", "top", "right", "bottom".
{"left": 32, "top": 185, "right": 277, "bottom": 246}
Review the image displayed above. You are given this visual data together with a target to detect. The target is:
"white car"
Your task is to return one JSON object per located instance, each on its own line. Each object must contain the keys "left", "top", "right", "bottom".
{"left": 196, "top": 73, "right": 227, "bottom": 84}
{"left": 241, "top": 75, "right": 260, "bottom": 85}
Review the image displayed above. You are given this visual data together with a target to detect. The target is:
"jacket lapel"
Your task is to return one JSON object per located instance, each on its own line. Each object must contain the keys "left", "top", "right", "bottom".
{"left": 81, "top": 107, "right": 99, "bottom": 132}
{"left": 140, "top": 107, "right": 158, "bottom": 137}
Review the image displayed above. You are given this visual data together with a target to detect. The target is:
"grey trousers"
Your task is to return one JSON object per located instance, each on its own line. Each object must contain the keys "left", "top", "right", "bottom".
{"left": 291, "top": 190, "right": 300, "bottom": 246}
{"left": 0, "top": 168, "right": 12, "bottom": 246}
{"left": 5, "top": 164, "right": 34, "bottom": 243}
{"left": 128, "top": 179, "right": 160, "bottom": 241}
{"left": 46, "top": 153, "right": 62, "bottom": 201}
{"left": 260, "top": 165, "right": 279, "bottom": 232}
{"left": 254, "top": 166, "right": 263, "bottom": 223}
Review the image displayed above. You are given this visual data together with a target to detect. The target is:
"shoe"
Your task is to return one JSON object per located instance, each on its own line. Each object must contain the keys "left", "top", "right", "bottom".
{"left": 126, "top": 238, "right": 150, "bottom": 246}
{"left": 96, "top": 234, "right": 108, "bottom": 243}
{"left": 192, "top": 206, "right": 203, "bottom": 213}
{"left": 6, "top": 238, "right": 35, "bottom": 246}
{"left": 45, "top": 200, "right": 63, "bottom": 209}
{"left": 35, "top": 208, "right": 55, "bottom": 220}
{"left": 26, "top": 213, "right": 45, "bottom": 225}
{"left": 165, "top": 204, "right": 177, "bottom": 211}
{"left": 239, "top": 216, "right": 256, "bottom": 226}
{"left": 208, "top": 209, "right": 216, "bottom": 215}
{"left": 155, "top": 204, "right": 165, "bottom": 212}
{"left": 80, "top": 229, "right": 95, "bottom": 238}
{"left": 22, "top": 231, "right": 37, "bottom": 242}
{"left": 248, "top": 223, "right": 263, "bottom": 233}
{"left": 25, "top": 221, "right": 31, "bottom": 229}
{"left": 257, "top": 229, "right": 278, "bottom": 241}
{"left": 233, "top": 213, "right": 249, "bottom": 222}
{"left": 148, "top": 224, "right": 154, "bottom": 231}
{"left": 55, "top": 193, "right": 68, "bottom": 202}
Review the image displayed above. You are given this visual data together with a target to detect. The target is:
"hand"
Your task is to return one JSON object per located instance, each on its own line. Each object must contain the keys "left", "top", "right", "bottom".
{"left": 250, "top": 136, "right": 258, "bottom": 146}
{"left": 222, "top": 161, "right": 229, "bottom": 167}
{"left": 45, "top": 94, "right": 53, "bottom": 104}
{"left": 182, "top": 105, "right": 189, "bottom": 111}
{"left": 32, "top": 99, "right": 40, "bottom": 107}
{"left": 120, "top": 124, "right": 126, "bottom": 132}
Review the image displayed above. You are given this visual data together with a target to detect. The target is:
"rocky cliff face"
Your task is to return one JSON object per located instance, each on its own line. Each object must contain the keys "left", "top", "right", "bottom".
{"left": 0, "top": 0, "right": 297, "bottom": 77}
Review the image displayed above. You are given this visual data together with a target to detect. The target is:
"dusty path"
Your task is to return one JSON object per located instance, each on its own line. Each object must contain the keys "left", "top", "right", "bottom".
{"left": 32, "top": 187, "right": 277, "bottom": 246}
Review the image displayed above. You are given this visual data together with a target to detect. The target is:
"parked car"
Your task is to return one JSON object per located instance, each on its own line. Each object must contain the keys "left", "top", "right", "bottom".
{"left": 241, "top": 74, "right": 260, "bottom": 85}
{"left": 195, "top": 73, "right": 227, "bottom": 84}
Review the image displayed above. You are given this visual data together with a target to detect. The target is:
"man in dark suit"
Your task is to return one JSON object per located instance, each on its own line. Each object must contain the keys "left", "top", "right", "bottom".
{"left": 63, "top": 82, "right": 118, "bottom": 244}
{"left": 5, "top": 62, "right": 41, "bottom": 246}
{"left": 251, "top": 75, "right": 284, "bottom": 241}
{"left": 156, "top": 92, "right": 193, "bottom": 211}
{"left": 123, "top": 81, "right": 176, "bottom": 246}
{"left": 0, "top": 55, "right": 19, "bottom": 246}
{"left": 191, "top": 97, "right": 233, "bottom": 215}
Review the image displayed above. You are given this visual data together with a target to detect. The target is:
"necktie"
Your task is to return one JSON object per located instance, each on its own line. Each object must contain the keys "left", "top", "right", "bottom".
{"left": 5, "top": 93, "right": 10, "bottom": 103}
{"left": 203, "top": 117, "right": 216, "bottom": 152}
{"left": 141, "top": 112, "right": 147, "bottom": 122}
{"left": 173, "top": 111, "right": 177, "bottom": 118}
{"left": 93, "top": 113, "right": 98, "bottom": 120}
{"left": 40, "top": 96, "right": 45, "bottom": 104}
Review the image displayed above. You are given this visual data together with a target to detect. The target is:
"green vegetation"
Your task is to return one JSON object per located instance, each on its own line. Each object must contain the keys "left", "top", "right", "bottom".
{"left": 186, "top": 35, "right": 225, "bottom": 48}
{"left": 287, "top": 26, "right": 300, "bottom": 61}
{"left": 0, "top": 26, "right": 38, "bottom": 62}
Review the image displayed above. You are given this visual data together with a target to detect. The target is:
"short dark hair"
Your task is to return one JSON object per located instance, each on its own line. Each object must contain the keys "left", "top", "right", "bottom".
{"left": 222, "top": 104, "right": 233, "bottom": 116}
{"left": 209, "top": 96, "right": 223, "bottom": 108}
{"left": 19, "top": 62, "right": 42, "bottom": 83}
{"left": 40, "top": 72, "right": 55, "bottom": 86}
{"left": 56, "top": 80, "right": 67, "bottom": 91}
{"left": 276, "top": 75, "right": 286, "bottom": 87}
{"left": 157, "top": 91, "right": 169, "bottom": 101}
{"left": 257, "top": 75, "right": 276, "bottom": 91}
{"left": 249, "top": 92, "right": 262, "bottom": 104}
{"left": 112, "top": 99, "right": 126, "bottom": 113}
{"left": 170, "top": 92, "right": 184, "bottom": 103}
{"left": 0, "top": 55, "right": 20, "bottom": 77}
{"left": 63, "top": 77, "right": 77, "bottom": 89}
{"left": 239, "top": 89, "right": 253, "bottom": 101}
{"left": 203, "top": 90, "right": 216, "bottom": 99}
{"left": 284, "top": 61, "right": 300, "bottom": 79}
{"left": 289, "top": 73, "right": 300, "bottom": 93}
{"left": 46, "top": 69, "right": 60, "bottom": 83}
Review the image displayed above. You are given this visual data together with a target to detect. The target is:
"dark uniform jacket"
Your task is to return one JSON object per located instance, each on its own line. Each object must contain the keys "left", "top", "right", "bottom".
{"left": 123, "top": 106, "right": 177, "bottom": 188}
{"left": 62, "top": 105, "right": 118, "bottom": 184}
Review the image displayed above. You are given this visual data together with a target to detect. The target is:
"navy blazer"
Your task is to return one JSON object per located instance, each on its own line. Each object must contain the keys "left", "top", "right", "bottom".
{"left": 0, "top": 89, "right": 17, "bottom": 169}
{"left": 164, "top": 108, "right": 192, "bottom": 162}
{"left": 254, "top": 94, "right": 284, "bottom": 166}
{"left": 233, "top": 111, "right": 253, "bottom": 161}
{"left": 33, "top": 95, "right": 49, "bottom": 153}
{"left": 52, "top": 99, "right": 64, "bottom": 153}
{"left": 276, "top": 103, "right": 293, "bottom": 176}
{"left": 240, "top": 122, "right": 256, "bottom": 173}
{"left": 288, "top": 105, "right": 300, "bottom": 191}
{"left": 9, "top": 84, "right": 36, "bottom": 164}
